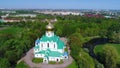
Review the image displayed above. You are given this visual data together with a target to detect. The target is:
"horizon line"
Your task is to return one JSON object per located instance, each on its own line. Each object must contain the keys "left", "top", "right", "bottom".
{"left": 0, "top": 8, "right": 120, "bottom": 10}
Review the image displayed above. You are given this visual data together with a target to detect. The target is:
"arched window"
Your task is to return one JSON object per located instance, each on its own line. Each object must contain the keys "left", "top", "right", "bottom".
{"left": 48, "top": 33, "right": 50, "bottom": 36}
{"left": 57, "top": 59, "right": 59, "bottom": 62}
{"left": 47, "top": 43, "right": 49, "bottom": 48}
{"left": 35, "top": 49, "right": 38, "bottom": 51}
{"left": 54, "top": 44, "right": 55, "bottom": 48}
{"left": 41, "top": 44, "right": 43, "bottom": 48}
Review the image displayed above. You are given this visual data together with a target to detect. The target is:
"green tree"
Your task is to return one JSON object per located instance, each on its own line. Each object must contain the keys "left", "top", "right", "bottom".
{"left": 5, "top": 50, "right": 17, "bottom": 64}
{"left": 77, "top": 51, "right": 95, "bottom": 68}
{"left": 107, "top": 23, "right": 120, "bottom": 43}
{"left": 56, "top": 28, "right": 62, "bottom": 36}
{"left": 69, "top": 33, "right": 83, "bottom": 47}
{"left": 0, "top": 58, "right": 10, "bottom": 68}
{"left": 70, "top": 44, "right": 80, "bottom": 59}
{"left": 103, "top": 45, "right": 118, "bottom": 68}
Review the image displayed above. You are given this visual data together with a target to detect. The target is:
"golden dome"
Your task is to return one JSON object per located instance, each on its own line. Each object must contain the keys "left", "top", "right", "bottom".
{"left": 46, "top": 23, "right": 54, "bottom": 30}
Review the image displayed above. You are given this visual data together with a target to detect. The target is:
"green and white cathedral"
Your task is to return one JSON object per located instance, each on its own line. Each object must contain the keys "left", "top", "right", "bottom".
{"left": 34, "top": 23, "right": 68, "bottom": 63}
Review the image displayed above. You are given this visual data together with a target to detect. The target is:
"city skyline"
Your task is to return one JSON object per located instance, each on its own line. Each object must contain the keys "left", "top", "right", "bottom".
{"left": 0, "top": 0, "right": 120, "bottom": 10}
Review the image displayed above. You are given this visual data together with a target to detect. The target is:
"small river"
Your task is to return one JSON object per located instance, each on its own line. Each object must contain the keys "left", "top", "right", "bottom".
{"left": 83, "top": 38, "right": 109, "bottom": 58}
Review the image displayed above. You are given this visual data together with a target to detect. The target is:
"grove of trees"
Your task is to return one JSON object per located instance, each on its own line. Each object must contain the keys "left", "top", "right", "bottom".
{"left": 0, "top": 14, "right": 120, "bottom": 68}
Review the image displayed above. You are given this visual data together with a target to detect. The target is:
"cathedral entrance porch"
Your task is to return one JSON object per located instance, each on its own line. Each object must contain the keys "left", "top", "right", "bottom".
{"left": 43, "top": 58, "right": 48, "bottom": 64}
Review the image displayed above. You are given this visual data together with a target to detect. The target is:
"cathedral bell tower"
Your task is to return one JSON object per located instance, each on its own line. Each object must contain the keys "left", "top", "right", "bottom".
{"left": 46, "top": 23, "right": 54, "bottom": 37}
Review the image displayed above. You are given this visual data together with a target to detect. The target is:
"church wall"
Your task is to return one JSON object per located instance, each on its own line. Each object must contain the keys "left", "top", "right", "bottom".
{"left": 34, "top": 41, "right": 65, "bottom": 53}
{"left": 34, "top": 48, "right": 39, "bottom": 52}
{"left": 49, "top": 57, "right": 61, "bottom": 62}
{"left": 35, "top": 54, "right": 45, "bottom": 58}
{"left": 39, "top": 41, "right": 58, "bottom": 50}
{"left": 46, "top": 31, "right": 54, "bottom": 37}
{"left": 40, "top": 42, "right": 47, "bottom": 50}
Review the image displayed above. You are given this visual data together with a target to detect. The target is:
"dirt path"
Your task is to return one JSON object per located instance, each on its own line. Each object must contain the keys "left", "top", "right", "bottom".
{"left": 19, "top": 37, "right": 73, "bottom": 68}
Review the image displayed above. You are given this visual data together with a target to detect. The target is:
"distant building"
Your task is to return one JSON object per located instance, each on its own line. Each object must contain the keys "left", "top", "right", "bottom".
{"left": 36, "top": 11, "right": 82, "bottom": 16}
{"left": 14, "top": 14, "right": 36, "bottom": 18}
{"left": 3, "top": 18, "right": 21, "bottom": 22}
{"left": 34, "top": 23, "right": 68, "bottom": 63}
{"left": 1, "top": 11, "right": 16, "bottom": 13}
{"left": 42, "top": 19, "right": 57, "bottom": 23}
{"left": 84, "top": 14, "right": 104, "bottom": 18}
{"left": 1, "top": 14, "right": 9, "bottom": 18}
{"left": 104, "top": 16, "right": 112, "bottom": 18}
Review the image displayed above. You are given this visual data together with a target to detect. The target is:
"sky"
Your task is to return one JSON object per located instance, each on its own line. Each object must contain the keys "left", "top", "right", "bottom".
{"left": 0, "top": 0, "right": 120, "bottom": 9}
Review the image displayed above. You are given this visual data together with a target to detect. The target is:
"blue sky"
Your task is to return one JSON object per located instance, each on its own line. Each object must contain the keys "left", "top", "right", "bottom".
{"left": 0, "top": 0, "right": 120, "bottom": 9}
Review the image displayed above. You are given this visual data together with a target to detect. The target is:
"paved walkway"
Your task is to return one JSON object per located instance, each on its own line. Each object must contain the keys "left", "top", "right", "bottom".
{"left": 23, "top": 48, "right": 73, "bottom": 68}
{"left": 19, "top": 37, "right": 73, "bottom": 68}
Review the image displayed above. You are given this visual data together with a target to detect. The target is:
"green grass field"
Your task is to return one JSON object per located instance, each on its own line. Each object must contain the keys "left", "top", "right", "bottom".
{"left": 0, "top": 27, "right": 23, "bottom": 35}
{"left": 94, "top": 43, "right": 120, "bottom": 61}
{"left": 94, "top": 43, "right": 120, "bottom": 55}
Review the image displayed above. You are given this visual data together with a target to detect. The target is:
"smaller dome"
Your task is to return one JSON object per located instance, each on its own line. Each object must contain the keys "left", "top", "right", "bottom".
{"left": 46, "top": 23, "right": 54, "bottom": 29}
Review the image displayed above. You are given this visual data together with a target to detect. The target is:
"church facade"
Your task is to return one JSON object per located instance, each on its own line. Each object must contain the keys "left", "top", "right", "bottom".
{"left": 34, "top": 23, "right": 68, "bottom": 63}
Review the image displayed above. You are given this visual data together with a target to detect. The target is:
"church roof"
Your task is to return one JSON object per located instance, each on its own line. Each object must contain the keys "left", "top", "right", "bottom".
{"left": 39, "top": 35, "right": 65, "bottom": 49}
{"left": 46, "top": 23, "right": 54, "bottom": 29}
{"left": 35, "top": 49, "right": 63, "bottom": 57}
{"left": 40, "top": 35, "right": 59, "bottom": 42}
{"left": 57, "top": 40, "right": 65, "bottom": 49}
{"left": 34, "top": 45, "right": 39, "bottom": 49}
{"left": 49, "top": 51, "right": 62, "bottom": 57}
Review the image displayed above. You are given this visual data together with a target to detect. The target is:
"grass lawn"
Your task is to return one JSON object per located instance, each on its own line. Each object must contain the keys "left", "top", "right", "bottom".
{"left": 66, "top": 60, "right": 78, "bottom": 68}
{"left": 94, "top": 43, "right": 120, "bottom": 61}
{"left": 94, "top": 43, "right": 120, "bottom": 55}
{"left": 59, "top": 60, "right": 64, "bottom": 64}
{"left": 16, "top": 61, "right": 29, "bottom": 68}
{"left": 49, "top": 61, "right": 56, "bottom": 64}
{"left": 32, "top": 58, "right": 43, "bottom": 63}
{"left": 0, "top": 27, "right": 23, "bottom": 35}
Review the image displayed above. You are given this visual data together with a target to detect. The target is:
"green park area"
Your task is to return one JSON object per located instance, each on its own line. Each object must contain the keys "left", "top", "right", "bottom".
{"left": 94, "top": 44, "right": 120, "bottom": 55}
{"left": 0, "top": 14, "right": 120, "bottom": 68}
{"left": 94, "top": 43, "right": 120, "bottom": 61}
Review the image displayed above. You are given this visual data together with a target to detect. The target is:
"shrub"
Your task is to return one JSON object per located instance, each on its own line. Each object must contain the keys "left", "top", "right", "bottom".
{"left": 32, "top": 58, "right": 43, "bottom": 63}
